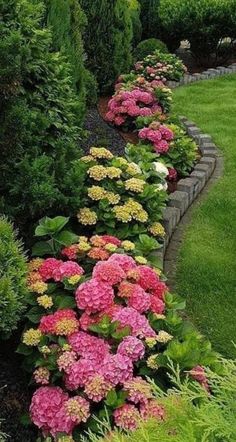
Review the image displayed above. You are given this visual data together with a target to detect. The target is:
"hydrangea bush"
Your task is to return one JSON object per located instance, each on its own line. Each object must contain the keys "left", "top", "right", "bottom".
{"left": 73, "top": 147, "right": 167, "bottom": 240}
{"left": 18, "top": 240, "right": 218, "bottom": 441}
{"left": 133, "top": 51, "right": 187, "bottom": 83}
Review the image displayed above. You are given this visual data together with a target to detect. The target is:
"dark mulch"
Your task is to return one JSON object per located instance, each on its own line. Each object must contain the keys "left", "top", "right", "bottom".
{"left": 80, "top": 105, "right": 126, "bottom": 156}
{"left": 0, "top": 339, "right": 36, "bottom": 442}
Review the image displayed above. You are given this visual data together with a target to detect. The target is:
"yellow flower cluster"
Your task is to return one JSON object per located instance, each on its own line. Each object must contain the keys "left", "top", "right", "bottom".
{"left": 28, "top": 258, "right": 43, "bottom": 272}
{"left": 58, "top": 436, "right": 75, "bottom": 442}
{"left": 147, "top": 354, "right": 159, "bottom": 370}
{"left": 105, "top": 243, "right": 118, "bottom": 252}
{"left": 105, "top": 191, "right": 120, "bottom": 205}
{"left": 126, "top": 162, "right": 141, "bottom": 176}
{"left": 77, "top": 208, "right": 97, "bottom": 225}
{"left": 116, "top": 157, "right": 128, "bottom": 166}
{"left": 37, "top": 295, "right": 53, "bottom": 309}
{"left": 62, "top": 343, "right": 72, "bottom": 352}
{"left": 88, "top": 165, "right": 107, "bottom": 181}
{"left": 78, "top": 241, "right": 91, "bottom": 252}
{"left": 68, "top": 275, "right": 82, "bottom": 285}
{"left": 106, "top": 166, "right": 122, "bottom": 179}
{"left": 135, "top": 256, "right": 147, "bottom": 265}
{"left": 80, "top": 155, "right": 95, "bottom": 163}
{"left": 40, "top": 345, "right": 51, "bottom": 355}
{"left": 145, "top": 337, "right": 158, "bottom": 349}
{"left": 113, "top": 199, "right": 148, "bottom": 224}
{"left": 55, "top": 319, "right": 78, "bottom": 336}
{"left": 90, "top": 147, "right": 113, "bottom": 159}
{"left": 29, "top": 281, "right": 48, "bottom": 294}
{"left": 156, "top": 330, "right": 173, "bottom": 344}
{"left": 121, "top": 240, "right": 135, "bottom": 251}
{"left": 125, "top": 178, "right": 145, "bottom": 193}
{"left": 88, "top": 186, "right": 106, "bottom": 201}
{"left": 148, "top": 222, "right": 165, "bottom": 237}
{"left": 23, "top": 328, "right": 42, "bottom": 346}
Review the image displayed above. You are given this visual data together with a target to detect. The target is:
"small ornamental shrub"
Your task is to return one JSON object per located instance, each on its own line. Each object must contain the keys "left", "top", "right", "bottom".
{"left": 134, "top": 38, "right": 168, "bottom": 61}
{"left": 74, "top": 147, "right": 167, "bottom": 240}
{"left": 18, "top": 237, "right": 218, "bottom": 439}
{"left": 134, "top": 51, "right": 187, "bottom": 83}
{"left": 0, "top": 217, "right": 28, "bottom": 337}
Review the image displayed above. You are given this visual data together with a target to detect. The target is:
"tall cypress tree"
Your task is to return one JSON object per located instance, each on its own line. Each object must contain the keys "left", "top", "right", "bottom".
{"left": 79, "top": 0, "right": 133, "bottom": 94}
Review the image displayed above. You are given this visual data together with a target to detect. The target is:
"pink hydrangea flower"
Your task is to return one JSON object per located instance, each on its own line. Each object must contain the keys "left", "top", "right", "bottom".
{"left": 140, "top": 400, "right": 165, "bottom": 421}
{"left": 33, "top": 367, "right": 50, "bottom": 385}
{"left": 39, "top": 258, "right": 63, "bottom": 281}
{"left": 113, "top": 404, "right": 140, "bottom": 430}
{"left": 150, "top": 296, "right": 165, "bottom": 314}
{"left": 57, "top": 351, "right": 77, "bottom": 373}
{"left": 112, "top": 307, "right": 156, "bottom": 338}
{"left": 52, "top": 261, "right": 84, "bottom": 282}
{"left": 189, "top": 366, "right": 209, "bottom": 391}
{"left": 152, "top": 281, "right": 168, "bottom": 300}
{"left": 84, "top": 374, "right": 112, "bottom": 402}
{"left": 65, "top": 359, "right": 97, "bottom": 390}
{"left": 76, "top": 278, "right": 114, "bottom": 313}
{"left": 108, "top": 254, "right": 136, "bottom": 273}
{"left": 127, "top": 286, "right": 151, "bottom": 313}
{"left": 100, "top": 235, "right": 121, "bottom": 246}
{"left": 39, "top": 309, "right": 79, "bottom": 336}
{"left": 168, "top": 167, "right": 178, "bottom": 181}
{"left": 68, "top": 331, "right": 110, "bottom": 364}
{"left": 61, "top": 245, "right": 79, "bottom": 260}
{"left": 137, "top": 265, "right": 160, "bottom": 292}
{"left": 154, "top": 139, "right": 169, "bottom": 153}
{"left": 123, "top": 377, "right": 153, "bottom": 405}
{"left": 101, "top": 353, "right": 133, "bottom": 386}
{"left": 30, "top": 386, "right": 73, "bottom": 437}
{"left": 92, "top": 261, "right": 126, "bottom": 286}
{"left": 79, "top": 311, "right": 100, "bottom": 331}
{"left": 117, "top": 336, "right": 145, "bottom": 362}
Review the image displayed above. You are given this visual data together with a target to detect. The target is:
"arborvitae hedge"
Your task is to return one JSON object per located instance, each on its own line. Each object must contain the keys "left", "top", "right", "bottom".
{"left": 139, "top": 0, "right": 161, "bottom": 40}
{"left": 0, "top": 217, "right": 28, "bottom": 337}
{"left": 46, "top": 0, "right": 88, "bottom": 121}
{"left": 0, "top": 0, "right": 84, "bottom": 235}
{"left": 79, "top": 0, "right": 133, "bottom": 93}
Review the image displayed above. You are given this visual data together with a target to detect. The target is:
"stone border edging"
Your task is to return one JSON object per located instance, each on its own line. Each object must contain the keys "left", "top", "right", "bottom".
{"left": 156, "top": 119, "right": 222, "bottom": 268}
{"left": 167, "top": 62, "right": 236, "bottom": 88}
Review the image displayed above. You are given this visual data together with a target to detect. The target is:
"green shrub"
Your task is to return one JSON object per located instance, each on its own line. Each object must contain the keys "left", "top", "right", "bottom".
{"left": 134, "top": 38, "right": 168, "bottom": 60}
{"left": 159, "top": 0, "right": 236, "bottom": 64}
{"left": 139, "top": 0, "right": 161, "bottom": 40}
{"left": 0, "top": 217, "right": 28, "bottom": 337}
{"left": 127, "top": 0, "right": 142, "bottom": 46}
{"left": 0, "top": 0, "right": 84, "bottom": 233}
{"left": 45, "top": 0, "right": 90, "bottom": 121}
{"left": 80, "top": 0, "right": 133, "bottom": 93}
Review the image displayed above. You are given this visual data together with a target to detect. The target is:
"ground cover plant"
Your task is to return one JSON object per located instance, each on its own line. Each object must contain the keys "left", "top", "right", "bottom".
{"left": 172, "top": 74, "right": 236, "bottom": 358}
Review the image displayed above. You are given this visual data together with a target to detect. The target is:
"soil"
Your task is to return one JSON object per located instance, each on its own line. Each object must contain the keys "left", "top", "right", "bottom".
{"left": 0, "top": 337, "right": 36, "bottom": 442}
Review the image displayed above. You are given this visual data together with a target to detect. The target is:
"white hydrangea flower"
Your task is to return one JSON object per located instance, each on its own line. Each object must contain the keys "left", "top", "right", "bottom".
{"left": 153, "top": 162, "right": 169, "bottom": 177}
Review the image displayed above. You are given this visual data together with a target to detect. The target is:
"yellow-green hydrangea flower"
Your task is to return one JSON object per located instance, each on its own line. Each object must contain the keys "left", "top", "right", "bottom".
{"left": 135, "top": 256, "right": 147, "bottom": 265}
{"left": 125, "top": 178, "right": 145, "bottom": 193}
{"left": 23, "top": 328, "right": 42, "bottom": 346}
{"left": 121, "top": 240, "right": 135, "bottom": 251}
{"left": 90, "top": 147, "right": 113, "bottom": 159}
{"left": 148, "top": 222, "right": 165, "bottom": 237}
{"left": 77, "top": 208, "right": 97, "bottom": 225}
{"left": 88, "top": 165, "right": 107, "bottom": 181}
{"left": 88, "top": 185, "right": 106, "bottom": 201}
{"left": 106, "top": 166, "right": 122, "bottom": 179}
{"left": 37, "top": 295, "right": 53, "bottom": 309}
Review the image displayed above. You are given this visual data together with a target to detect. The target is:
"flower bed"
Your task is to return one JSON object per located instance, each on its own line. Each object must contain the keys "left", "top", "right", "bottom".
{"left": 18, "top": 224, "right": 217, "bottom": 441}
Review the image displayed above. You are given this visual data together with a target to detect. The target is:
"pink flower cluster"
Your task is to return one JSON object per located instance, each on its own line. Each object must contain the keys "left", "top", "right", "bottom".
{"left": 30, "top": 386, "right": 90, "bottom": 437}
{"left": 189, "top": 365, "right": 210, "bottom": 392}
{"left": 105, "top": 89, "right": 162, "bottom": 127}
{"left": 39, "top": 258, "right": 84, "bottom": 282}
{"left": 39, "top": 309, "right": 79, "bottom": 336}
{"left": 139, "top": 124, "right": 174, "bottom": 154}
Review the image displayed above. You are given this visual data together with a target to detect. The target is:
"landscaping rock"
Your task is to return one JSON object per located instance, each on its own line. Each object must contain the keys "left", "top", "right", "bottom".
{"left": 162, "top": 207, "right": 181, "bottom": 237}
{"left": 169, "top": 191, "right": 189, "bottom": 216}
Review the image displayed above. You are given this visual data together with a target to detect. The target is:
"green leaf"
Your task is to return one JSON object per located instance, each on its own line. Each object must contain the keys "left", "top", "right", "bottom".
{"left": 54, "top": 295, "right": 76, "bottom": 309}
{"left": 55, "top": 230, "right": 79, "bottom": 246}
{"left": 112, "top": 325, "right": 131, "bottom": 340}
{"left": 25, "top": 306, "right": 44, "bottom": 324}
{"left": 20, "top": 413, "right": 31, "bottom": 427}
{"left": 31, "top": 241, "right": 54, "bottom": 257}
{"left": 16, "top": 343, "right": 33, "bottom": 356}
{"left": 105, "top": 389, "right": 118, "bottom": 407}
{"left": 35, "top": 216, "right": 69, "bottom": 237}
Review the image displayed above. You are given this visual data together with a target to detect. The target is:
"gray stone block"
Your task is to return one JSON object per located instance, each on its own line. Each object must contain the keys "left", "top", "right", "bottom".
{"left": 184, "top": 120, "right": 197, "bottom": 128}
{"left": 192, "top": 73, "right": 202, "bottom": 81}
{"left": 177, "top": 177, "right": 200, "bottom": 202}
{"left": 190, "top": 170, "right": 206, "bottom": 189}
{"left": 168, "top": 191, "right": 189, "bottom": 216}
{"left": 194, "top": 163, "right": 211, "bottom": 180}
{"left": 201, "top": 149, "right": 218, "bottom": 158}
{"left": 187, "top": 127, "right": 201, "bottom": 137}
{"left": 162, "top": 207, "right": 181, "bottom": 237}
{"left": 199, "top": 156, "right": 216, "bottom": 174}
{"left": 197, "top": 134, "right": 212, "bottom": 146}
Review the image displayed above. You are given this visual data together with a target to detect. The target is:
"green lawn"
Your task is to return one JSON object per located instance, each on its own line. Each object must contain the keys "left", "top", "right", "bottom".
{"left": 172, "top": 74, "right": 236, "bottom": 358}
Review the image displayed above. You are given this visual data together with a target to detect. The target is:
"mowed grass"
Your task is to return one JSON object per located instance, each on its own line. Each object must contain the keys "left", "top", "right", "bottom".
{"left": 172, "top": 74, "right": 236, "bottom": 358}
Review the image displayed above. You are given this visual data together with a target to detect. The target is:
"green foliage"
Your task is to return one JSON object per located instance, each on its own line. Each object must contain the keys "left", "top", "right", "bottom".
{"left": 159, "top": 0, "right": 236, "bottom": 64}
{"left": 139, "top": 0, "right": 161, "bottom": 40}
{"left": 46, "top": 0, "right": 94, "bottom": 120}
{"left": 0, "top": 217, "right": 28, "bottom": 337}
{"left": 0, "top": 0, "right": 84, "bottom": 232}
{"left": 127, "top": 0, "right": 142, "bottom": 46}
{"left": 79, "top": 0, "right": 133, "bottom": 93}
{"left": 134, "top": 38, "right": 168, "bottom": 61}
